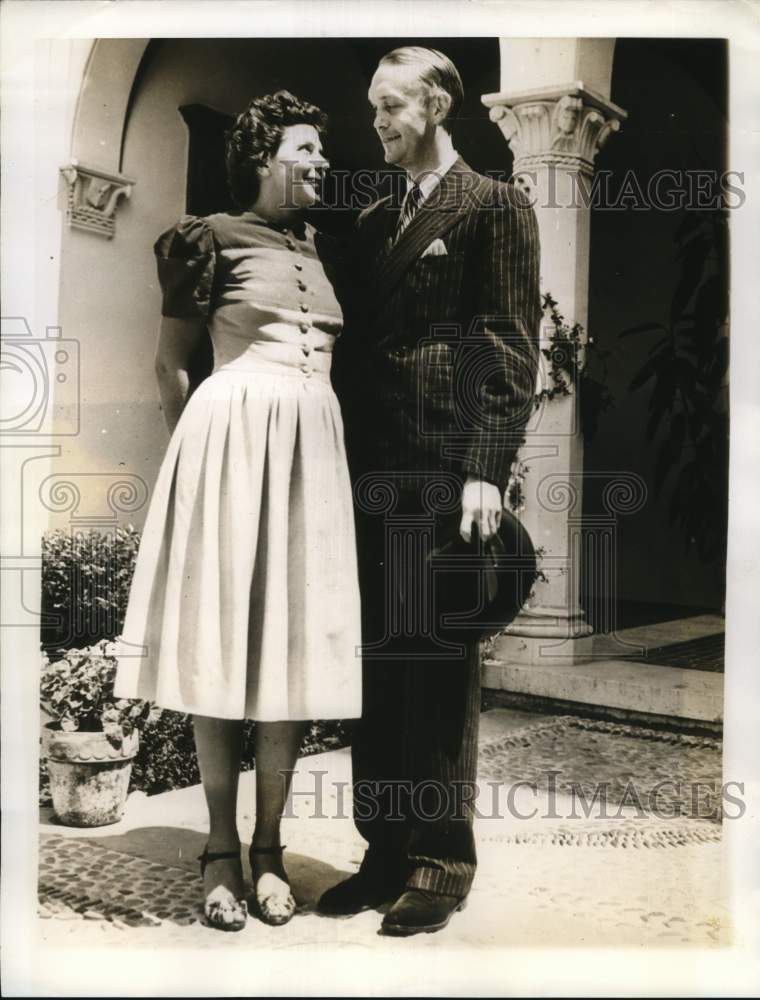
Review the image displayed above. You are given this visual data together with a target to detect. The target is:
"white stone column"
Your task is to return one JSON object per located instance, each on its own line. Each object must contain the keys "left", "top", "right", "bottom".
{"left": 482, "top": 63, "right": 627, "bottom": 668}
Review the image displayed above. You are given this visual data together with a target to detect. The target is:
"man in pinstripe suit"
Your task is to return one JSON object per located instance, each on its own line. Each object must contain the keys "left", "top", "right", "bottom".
{"left": 322, "top": 46, "right": 541, "bottom": 935}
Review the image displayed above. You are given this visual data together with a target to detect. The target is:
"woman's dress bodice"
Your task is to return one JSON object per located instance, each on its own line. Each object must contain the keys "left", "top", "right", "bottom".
{"left": 154, "top": 211, "right": 343, "bottom": 374}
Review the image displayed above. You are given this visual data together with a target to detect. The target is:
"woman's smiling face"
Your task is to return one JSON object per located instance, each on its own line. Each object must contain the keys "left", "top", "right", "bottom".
{"left": 265, "top": 123, "right": 328, "bottom": 210}
{"left": 368, "top": 62, "right": 436, "bottom": 172}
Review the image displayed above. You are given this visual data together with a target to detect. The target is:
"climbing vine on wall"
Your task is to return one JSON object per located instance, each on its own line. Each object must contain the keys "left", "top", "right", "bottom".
{"left": 502, "top": 293, "right": 614, "bottom": 616}
{"left": 536, "top": 291, "right": 614, "bottom": 441}
{"left": 506, "top": 292, "right": 613, "bottom": 517}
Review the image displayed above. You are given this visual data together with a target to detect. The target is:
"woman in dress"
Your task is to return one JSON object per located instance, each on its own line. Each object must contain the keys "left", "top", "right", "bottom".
{"left": 115, "top": 91, "right": 362, "bottom": 931}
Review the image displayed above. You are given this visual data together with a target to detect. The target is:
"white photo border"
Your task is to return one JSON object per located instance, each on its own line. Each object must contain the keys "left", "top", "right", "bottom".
{"left": 2, "top": 1, "right": 759, "bottom": 995}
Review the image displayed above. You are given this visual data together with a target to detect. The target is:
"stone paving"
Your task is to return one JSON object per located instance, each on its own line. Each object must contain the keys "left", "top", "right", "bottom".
{"left": 37, "top": 709, "right": 730, "bottom": 951}
{"left": 39, "top": 836, "right": 201, "bottom": 929}
{"left": 479, "top": 715, "right": 724, "bottom": 825}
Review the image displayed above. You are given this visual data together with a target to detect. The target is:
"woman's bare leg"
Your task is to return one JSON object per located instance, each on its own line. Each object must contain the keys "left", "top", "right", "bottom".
{"left": 193, "top": 715, "right": 246, "bottom": 905}
{"left": 252, "top": 720, "right": 307, "bottom": 850}
{"left": 251, "top": 720, "right": 307, "bottom": 913}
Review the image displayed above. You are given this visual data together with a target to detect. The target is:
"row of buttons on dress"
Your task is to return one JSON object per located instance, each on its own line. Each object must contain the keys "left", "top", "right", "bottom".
{"left": 289, "top": 247, "right": 313, "bottom": 373}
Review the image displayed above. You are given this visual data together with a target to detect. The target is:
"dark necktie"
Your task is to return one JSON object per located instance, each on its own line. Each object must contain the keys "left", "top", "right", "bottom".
{"left": 394, "top": 182, "right": 423, "bottom": 244}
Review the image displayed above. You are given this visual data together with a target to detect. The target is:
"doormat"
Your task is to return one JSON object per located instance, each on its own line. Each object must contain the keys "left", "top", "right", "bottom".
{"left": 630, "top": 632, "right": 725, "bottom": 673}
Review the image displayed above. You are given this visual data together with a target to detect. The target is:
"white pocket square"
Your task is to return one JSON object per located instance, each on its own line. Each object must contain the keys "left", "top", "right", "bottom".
{"left": 420, "top": 238, "right": 448, "bottom": 258}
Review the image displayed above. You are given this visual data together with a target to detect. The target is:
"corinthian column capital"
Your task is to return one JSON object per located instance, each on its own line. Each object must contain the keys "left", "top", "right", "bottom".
{"left": 482, "top": 82, "right": 627, "bottom": 176}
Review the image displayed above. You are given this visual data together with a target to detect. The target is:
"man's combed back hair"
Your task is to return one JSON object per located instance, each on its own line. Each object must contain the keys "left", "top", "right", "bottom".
{"left": 225, "top": 90, "right": 327, "bottom": 209}
{"left": 379, "top": 46, "right": 464, "bottom": 135}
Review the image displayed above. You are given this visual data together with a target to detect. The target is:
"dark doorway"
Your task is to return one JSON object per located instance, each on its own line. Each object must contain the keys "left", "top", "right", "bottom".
{"left": 584, "top": 38, "right": 728, "bottom": 630}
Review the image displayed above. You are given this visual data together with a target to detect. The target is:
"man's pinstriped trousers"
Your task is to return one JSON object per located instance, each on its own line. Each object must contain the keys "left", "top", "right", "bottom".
{"left": 350, "top": 500, "right": 480, "bottom": 899}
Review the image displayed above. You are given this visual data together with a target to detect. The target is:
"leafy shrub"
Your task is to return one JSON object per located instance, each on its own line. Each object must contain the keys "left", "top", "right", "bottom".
{"left": 302, "top": 719, "right": 351, "bottom": 756}
{"left": 40, "top": 640, "right": 153, "bottom": 748}
{"left": 130, "top": 711, "right": 256, "bottom": 796}
{"left": 130, "top": 715, "right": 349, "bottom": 796}
{"left": 621, "top": 206, "right": 728, "bottom": 562}
{"left": 39, "top": 757, "right": 51, "bottom": 806}
{"left": 41, "top": 527, "right": 140, "bottom": 653}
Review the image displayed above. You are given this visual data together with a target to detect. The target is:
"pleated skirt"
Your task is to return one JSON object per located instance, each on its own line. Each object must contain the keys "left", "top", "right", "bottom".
{"left": 114, "top": 362, "right": 362, "bottom": 721}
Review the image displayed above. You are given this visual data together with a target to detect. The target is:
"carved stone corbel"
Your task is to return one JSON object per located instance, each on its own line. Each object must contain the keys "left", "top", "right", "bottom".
{"left": 60, "top": 161, "right": 136, "bottom": 238}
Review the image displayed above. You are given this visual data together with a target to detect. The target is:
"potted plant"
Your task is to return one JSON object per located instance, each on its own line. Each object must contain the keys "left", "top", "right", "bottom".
{"left": 40, "top": 639, "right": 153, "bottom": 827}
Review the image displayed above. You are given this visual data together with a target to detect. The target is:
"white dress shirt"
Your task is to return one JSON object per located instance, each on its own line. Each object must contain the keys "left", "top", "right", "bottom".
{"left": 406, "top": 147, "right": 460, "bottom": 206}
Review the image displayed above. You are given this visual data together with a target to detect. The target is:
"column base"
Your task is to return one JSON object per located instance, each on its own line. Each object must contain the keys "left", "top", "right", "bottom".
{"left": 487, "top": 606, "right": 594, "bottom": 666}
{"left": 505, "top": 605, "right": 593, "bottom": 638}
{"left": 487, "top": 630, "right": 594, "bottom": 668}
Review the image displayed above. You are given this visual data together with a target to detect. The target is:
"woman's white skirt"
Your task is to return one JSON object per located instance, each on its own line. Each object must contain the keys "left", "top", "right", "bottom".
{"left": 115, "top": 362, "right": 362, "bottom": 721}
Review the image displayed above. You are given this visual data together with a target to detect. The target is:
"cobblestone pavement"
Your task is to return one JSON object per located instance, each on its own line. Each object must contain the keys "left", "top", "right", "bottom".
{"left": 38, "top": 711, "right": 730, "bottom": 951}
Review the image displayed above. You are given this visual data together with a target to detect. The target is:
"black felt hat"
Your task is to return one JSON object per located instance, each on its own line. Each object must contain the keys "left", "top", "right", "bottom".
{"left": 429, "top": 509, "right": 536, "bottom": 644}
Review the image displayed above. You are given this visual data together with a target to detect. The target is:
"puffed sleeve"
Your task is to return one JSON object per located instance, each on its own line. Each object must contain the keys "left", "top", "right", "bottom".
{"left": 153, "top": 215, "right": 216, "bottom": 319}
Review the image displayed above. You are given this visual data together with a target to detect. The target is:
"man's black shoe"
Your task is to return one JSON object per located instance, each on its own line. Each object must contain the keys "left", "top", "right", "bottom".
{"left": 379, "top": 888, "right": 466, "bottom": 936}
{"left": 317, "top": 872, "right": 403, "bottom": 917}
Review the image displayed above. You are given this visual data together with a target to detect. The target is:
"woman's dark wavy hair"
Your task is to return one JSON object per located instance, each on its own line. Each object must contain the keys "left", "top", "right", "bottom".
{"left": 225, "top": 90, "right": 327, "bottom": 209}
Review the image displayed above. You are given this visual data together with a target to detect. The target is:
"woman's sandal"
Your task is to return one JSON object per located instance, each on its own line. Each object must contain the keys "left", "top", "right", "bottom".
{"left": 198, "top": 846, "right": 248, "bottom": 932}
{"left": 249, "top": 845, "right": 296, "bottom": 926}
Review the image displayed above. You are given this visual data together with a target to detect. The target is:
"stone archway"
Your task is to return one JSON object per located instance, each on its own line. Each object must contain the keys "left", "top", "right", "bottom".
{"left": 71, "top": 39, "right": 150, "bottom": 171}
